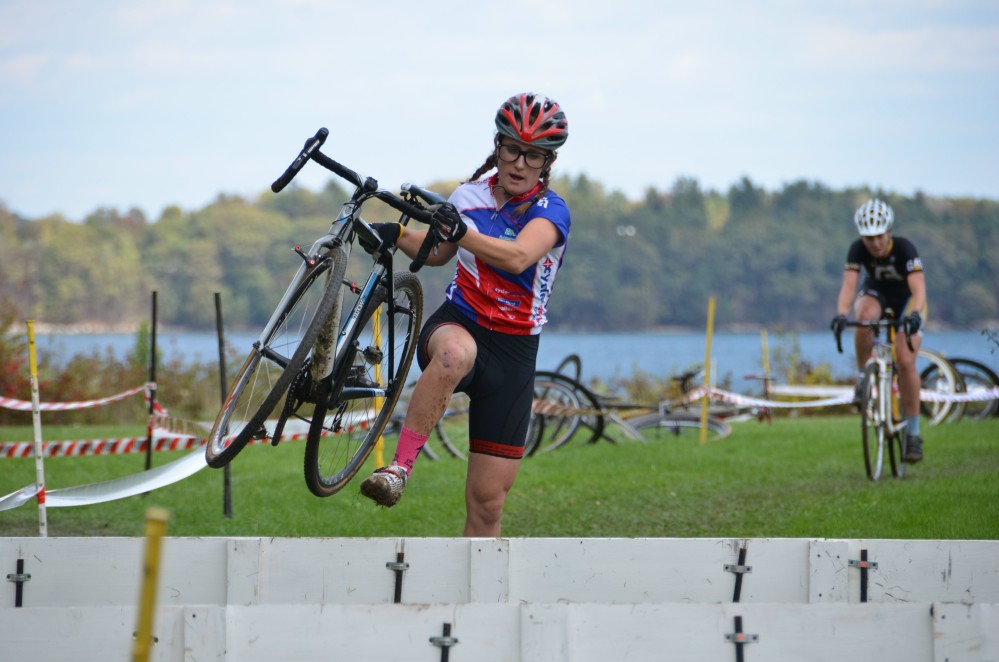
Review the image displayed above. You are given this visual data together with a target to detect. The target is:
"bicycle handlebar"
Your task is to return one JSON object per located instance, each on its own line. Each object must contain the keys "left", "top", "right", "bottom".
{"left": 271, "top": 128, "right": 444, "bottom": 272}
{"left": 834, "top": 318, "right": 914, "bottom": 354}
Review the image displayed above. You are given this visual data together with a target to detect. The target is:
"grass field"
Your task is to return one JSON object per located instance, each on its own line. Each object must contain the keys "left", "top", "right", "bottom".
{"left": 1, "top": 416, "right": 997, "bottom": 539}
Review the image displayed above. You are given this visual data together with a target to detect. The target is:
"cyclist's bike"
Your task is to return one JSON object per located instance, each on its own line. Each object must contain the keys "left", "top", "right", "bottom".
{"left": 205, "top": 128, "right": 445, "bottom": 497}
{"left": 834, "top": 318, "right": 914, "bottom": 480}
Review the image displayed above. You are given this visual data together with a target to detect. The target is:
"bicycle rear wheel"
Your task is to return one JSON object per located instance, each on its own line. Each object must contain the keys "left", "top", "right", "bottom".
{"left": 860, "top": 362, "right": 886, "bottom": 480}
{"left": 304, "top": 271, "right": 422, "bottom": 497}
{"left": 627, "top": 410, "right": 732, "bottom": 441}
{"left": 206, "top": 252, "right": 346, "bottom": 468}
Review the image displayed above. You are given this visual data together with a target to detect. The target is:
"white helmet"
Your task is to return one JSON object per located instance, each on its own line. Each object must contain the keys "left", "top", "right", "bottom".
{"left": 854, "top": 198, "right": 894, "bottom": 236}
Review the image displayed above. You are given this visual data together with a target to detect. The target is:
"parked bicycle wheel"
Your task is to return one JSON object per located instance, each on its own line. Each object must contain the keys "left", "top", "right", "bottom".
{"left": 530, "top": 370, "right": 607, "bottom": 453}
{"left": 626, "top": 410, "right": 732, "bottom": 441}
{"left": 434, "top": 393, "right": 471, "bottom": 460}
{"left": 553, "top": 353, "right": 583, "bottom": 383}
{"left": 304, "top": 271, "right": 422, "bottom": 497}
{"left": 949, "top": 357, "right": 999, "bottom": 420}
{"left": 206, "top": 250, "right": 347, "bottom": 468}
{"left": 432, "top": 372, "right": 597, "bottom": 460}
{"left": 859, "top": 361, "right": 887, "bottom": 480}
{"left": 918, "top": 348, "right": 966, "bottom": 425}
{"left": 526, "top": 374, "right": 588, "bottom": 455}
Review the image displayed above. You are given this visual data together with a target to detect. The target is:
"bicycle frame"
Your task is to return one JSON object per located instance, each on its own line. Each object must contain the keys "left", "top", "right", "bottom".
{"left": 839, "top": 319, "right": 909, "bottom": 480}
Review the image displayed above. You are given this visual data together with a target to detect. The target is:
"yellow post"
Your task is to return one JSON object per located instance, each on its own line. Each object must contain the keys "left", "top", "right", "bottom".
{"left": 27, "top": 321, "right": 47, "bottom": 537}
{"left": 761, "top": 329, "right": 771, "bottom": 376}
{"left": 133, "top": 507, "right": 170, "bottom": 662}
{"left": 373, "top": 308, "right": 386, "bottom": 467}
{"left": 700, "top": 297, "right": 716, "bottom": 444}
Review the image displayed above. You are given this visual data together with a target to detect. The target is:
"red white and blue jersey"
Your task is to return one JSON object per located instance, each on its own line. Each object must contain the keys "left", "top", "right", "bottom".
{"left": 444, "top": 176, "right": 571, "bottom": 336}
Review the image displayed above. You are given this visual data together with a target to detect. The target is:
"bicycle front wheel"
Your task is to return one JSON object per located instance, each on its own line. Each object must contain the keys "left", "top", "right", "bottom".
{"left": 304, "top": 271, "right": 422, "bottom": 497}
{"left": 887, "top": 428, "right": 906, "bottom": 478}
{"left": 860, "top": 362, "right": 886, "bottom": 481}
{"left": 627, "top": 410, "right": 733, "bottom": 441}
{"left": 206, "top": 253, "right": 347, "bottom": 468}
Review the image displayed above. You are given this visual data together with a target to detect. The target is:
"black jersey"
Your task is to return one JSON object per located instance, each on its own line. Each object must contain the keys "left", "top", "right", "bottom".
{"left": 846, "top": 236, "right": 923, "bottom": 303}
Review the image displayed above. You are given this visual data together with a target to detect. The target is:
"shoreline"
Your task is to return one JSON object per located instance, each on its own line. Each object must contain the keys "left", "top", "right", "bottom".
{"left": 16, "top": 321, "right": 999, "bottom": 336}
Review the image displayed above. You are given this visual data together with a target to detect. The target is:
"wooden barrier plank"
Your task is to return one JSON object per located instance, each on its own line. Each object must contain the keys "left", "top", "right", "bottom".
{"left": 6, "top": 602, "right": 995, "bottom": 661}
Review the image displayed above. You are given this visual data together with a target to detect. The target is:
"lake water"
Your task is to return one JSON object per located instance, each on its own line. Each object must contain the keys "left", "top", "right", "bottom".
{"left": 34, "top": 328, "right": 998, "bottom": 389}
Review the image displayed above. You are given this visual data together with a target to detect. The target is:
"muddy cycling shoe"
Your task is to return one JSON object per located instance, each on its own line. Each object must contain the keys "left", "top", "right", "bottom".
{"left": 360, "top": 465, "right": 408, "bottom": 507}
{"left": 904, "top": 435, "right": 924, "bottom": 463}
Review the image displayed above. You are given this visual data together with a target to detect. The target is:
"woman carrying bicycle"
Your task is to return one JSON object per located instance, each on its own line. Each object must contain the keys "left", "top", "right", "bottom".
{"left": 831, "top": 198, "right": 927, "bottom": 462}
{"left": 358, "top": 92, "right": 571, "bottom": 536}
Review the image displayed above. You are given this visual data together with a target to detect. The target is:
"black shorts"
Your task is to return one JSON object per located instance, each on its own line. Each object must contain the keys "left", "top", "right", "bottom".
{"left": 857, "top": 284, "right": 910, "bottom": 321}
{"left": 417, "top": 301, "right": 539, "bottom": 459}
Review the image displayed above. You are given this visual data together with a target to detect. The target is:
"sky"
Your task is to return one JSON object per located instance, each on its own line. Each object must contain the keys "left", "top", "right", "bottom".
{"left": 1, "top": 0, "right": 997, "bottom": 221}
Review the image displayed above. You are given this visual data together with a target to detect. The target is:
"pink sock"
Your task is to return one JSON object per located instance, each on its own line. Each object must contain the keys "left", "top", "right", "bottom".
{"left": 392, "top": 426, "right": 428, "bottom": 474}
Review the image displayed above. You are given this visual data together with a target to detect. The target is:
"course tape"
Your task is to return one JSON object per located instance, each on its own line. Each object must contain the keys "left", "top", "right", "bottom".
{"left": 0, "top": 442, "right": 209, "bottom": 511}
{"left": 0, "top": 383, "right": 154, "bottom": 411}
{"left": 0, "top": 412, "right": 326, "bottom": 458}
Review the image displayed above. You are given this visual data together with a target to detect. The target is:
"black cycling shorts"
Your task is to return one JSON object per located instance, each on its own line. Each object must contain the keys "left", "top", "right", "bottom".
{"left": 417, "top": 301, "right": 539, "bottom": 459}
{"left": 857, "top": 284, "right": 910, "bottom": 321}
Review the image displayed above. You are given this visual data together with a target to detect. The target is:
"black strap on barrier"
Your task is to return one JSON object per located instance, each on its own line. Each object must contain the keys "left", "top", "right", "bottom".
{"left": 386, "top": 551, "right": 409, "bottom": 603}
{"left": 724, "top": 615, "right": 759, "bottom": 662}
{"left": 849, "top": 548, "right": 878, "bottom": 603}
{"left": 7, "top": 558, "right": 30, "bottom": 607}
{"left": 429, "top": 622, "right": 459, "bottom": 661}
{"left": 725, "top": 546, "right": 752, "bottom": 602}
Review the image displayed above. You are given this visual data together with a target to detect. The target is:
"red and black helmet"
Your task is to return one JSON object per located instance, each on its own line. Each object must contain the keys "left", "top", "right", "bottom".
{"left": 495, "top": 93, "right": 568, "bottom": 150}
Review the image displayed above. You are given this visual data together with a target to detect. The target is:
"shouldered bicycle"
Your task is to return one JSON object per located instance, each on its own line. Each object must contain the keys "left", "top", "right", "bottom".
{"left": 205, "top": 128, "right": 447, "bottom": 497}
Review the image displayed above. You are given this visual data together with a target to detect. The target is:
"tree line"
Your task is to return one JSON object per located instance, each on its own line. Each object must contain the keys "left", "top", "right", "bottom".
{"left": 2, "top": 175, "right": 997, "bottom": 333}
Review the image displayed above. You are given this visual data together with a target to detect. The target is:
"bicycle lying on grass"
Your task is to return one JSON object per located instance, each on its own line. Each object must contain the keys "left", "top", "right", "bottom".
{"left": 421, "top": 358, "right": 735, "bottom": 460}
{"left": 834, "top": 317, "right": 914, "bottom": 481}
{"left": 205, "top": 128, "right": 449, "bottom": 497}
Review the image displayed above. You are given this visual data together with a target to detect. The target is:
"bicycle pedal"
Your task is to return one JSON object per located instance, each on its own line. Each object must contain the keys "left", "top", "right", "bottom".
{"left": 361, "top": 345, "right": 383, "bottom": 365}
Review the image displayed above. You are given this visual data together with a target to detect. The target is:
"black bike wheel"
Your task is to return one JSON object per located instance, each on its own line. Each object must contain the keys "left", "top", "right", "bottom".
{"left": 553, "top": 353, "right": 583, "bottom": 382}
{"left": 531, "top": 371, "right": 607, "bottom": 452}
{"left": 627, "top": 410, "right": 732, "bottom": 441}
{"left": 205, "top": 253, "right": 346, "bottom": 468}
{"left": 527, "top": 375, "right": 586, "bottom": 455}
{"left": 949, "top": 358, "right": 999, "bottom": 420}
{"left": 434, "top": 393, "right": 470, "bottom": 460}
{"left": 860, "top": 362, "right": 885, "bottom": 481}
{"left": 304, "top": 271, "right": 422, "bottom": 497}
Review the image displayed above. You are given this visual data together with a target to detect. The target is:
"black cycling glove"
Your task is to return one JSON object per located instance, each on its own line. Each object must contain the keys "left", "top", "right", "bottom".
{"left": 902, "top": 311, "right": 922, "bottom": 335}
{"left": 431, "top": 203, "right": 466, "bottom": 243}
{"left": 830, "top": 314, "right": 848, "bottom": 336}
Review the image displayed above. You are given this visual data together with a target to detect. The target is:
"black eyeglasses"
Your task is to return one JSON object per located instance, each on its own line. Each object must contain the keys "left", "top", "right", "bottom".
{"left": 496, "top": 142, "right": 550, "bottom": 169}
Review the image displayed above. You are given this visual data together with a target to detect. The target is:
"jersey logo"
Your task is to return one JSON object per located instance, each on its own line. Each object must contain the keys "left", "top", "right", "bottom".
{"left": 536, "top": 196, "right": 550, "bottom": 208}
{"left": 873, "top": 264, "right": 904, "bottom": 281}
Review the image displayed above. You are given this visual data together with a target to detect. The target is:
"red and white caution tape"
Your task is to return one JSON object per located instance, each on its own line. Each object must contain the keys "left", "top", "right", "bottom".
{"left": 684, "top": 385, "right": 999, "bottom": 409}
{"left": 0, "top": 383, "right": 154, "bottom": 411}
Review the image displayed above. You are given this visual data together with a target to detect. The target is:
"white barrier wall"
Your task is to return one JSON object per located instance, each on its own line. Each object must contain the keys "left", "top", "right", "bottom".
{"left": 2, "top": 537, "right": 997, "bottom": 661}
